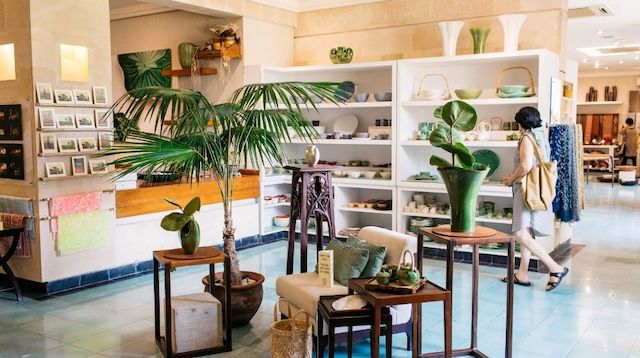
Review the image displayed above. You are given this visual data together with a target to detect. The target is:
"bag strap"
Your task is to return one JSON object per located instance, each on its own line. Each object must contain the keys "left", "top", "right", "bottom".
{"left": 401, "top": 249, "right": 414, "bottom": 269}
{"left": 521, "top": 133, "right": 545, "bottom": 164}
{"left": 273, "top": 298, "right": 293, "bottom": 322}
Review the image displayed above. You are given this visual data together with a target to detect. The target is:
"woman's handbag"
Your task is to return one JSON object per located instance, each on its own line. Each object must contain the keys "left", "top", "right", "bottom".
{"left": 518, "top": 134, "right": 557, "bottom": 211}
{"left": 271, "top": 298, "right": 313, "bottom": 358}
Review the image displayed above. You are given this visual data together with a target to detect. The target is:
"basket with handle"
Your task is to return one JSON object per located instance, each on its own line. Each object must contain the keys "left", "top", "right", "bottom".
{"left": 412, "top": 74, "right": 452, "bottom": 101}
{"left": 495, "top": 66, "right": 536, "bottom": 96}
{"left": 271, "top": 298, "right": 313, "bottom": 358}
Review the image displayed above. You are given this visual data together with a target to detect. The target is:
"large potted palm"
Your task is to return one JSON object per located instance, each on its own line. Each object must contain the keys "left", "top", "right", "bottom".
{"left": 102, "top": 82, "right": 339, "bottom": 326}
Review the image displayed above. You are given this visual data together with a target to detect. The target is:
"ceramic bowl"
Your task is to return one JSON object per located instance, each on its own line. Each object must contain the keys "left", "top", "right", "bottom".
{"left": 273, "top": 215, "right": 290, "bottom": 227}
{"left": 348, "top": 171, "right": 362, "bottom": 179}
{"left": 364, "top": 171, "right": 377, "bottom": 179}
{"left": 357, "top": 202, "right": 368, "bottom": 208}
{"left": 380, "top": 171, "right": 392, "bottom": 179}
{"left": 373, "top": 92, "right": 392, "bottom": 102}
{"left": 355, "top": 132, "right": 369, "bottom": 138}
{"left": 354, "top": 93, "right": 369, "bottom": 102}
{"left": 498, "top": 85, "right": 529, "bottom": 94}
{"left": 455, "top": 89, "right": 482, "bottom": 99}
{"left": 375, "top": 134, "right": 390, "bottom": 140}
{"left": 417, "top": 89, "right": 447, "bottom": 98}
{"left": 365, "top": 202, "right": 375, "bottom": 209}
{"left": 319, "top": 133, "right": 329, "bottom": 139}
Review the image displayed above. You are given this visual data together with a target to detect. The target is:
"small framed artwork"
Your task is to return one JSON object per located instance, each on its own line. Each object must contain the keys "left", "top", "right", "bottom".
{"left": 58, "top": 138, "right": 78, "bottom": 153}
{"left": 36, "top": 83, "right": 54, "bottom": 104}
{"left": 71, "top": 156, "right": 87, "bottom": 176}
{"left": 89, "top": 160, "right": 108, "bottom": 174}
{"left": 40, "top": 133, "right": 58, "bottom": 153}
{"left": 92, "top": 86, "right": 108, "bottom": 105}
{"left": 0, "top": 144, "right": 24, "bottom": 180}
{"left": 0, "top": 104, "right": 22, "bottom": 140}
{"left": 75, "top": 113, "right": 95, "bottom": 128}
{"left": 73, "top": 89, "right": 92, "bottom": 105}
{"left": 45, "top": 162, "right": 67, "bottom": 177}
{"left": 54, "top": 89, "right": 75, "bottom": 105}
{"left": 39, "top": 108, "right": 56, "bottom": 129}
{"left": 98, "top": 132, "right": 113, "bottom": 150}
{"left": 55, "top": 114, "right": 76, "bottom": 128}
{"left": 95, "top": 110, "right": 111, "bottom": 128}
{"left": 78, "top": 137, "right": 98, "bottom": 152}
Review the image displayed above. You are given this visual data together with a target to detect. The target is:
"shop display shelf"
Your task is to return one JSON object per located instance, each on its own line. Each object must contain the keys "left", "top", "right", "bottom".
{"left": 401, "top": 140, "right": 517, "bottom": 147}
{"left": 38, "top": 150, "right": 101, "bottom": 157}
{"left": 332, "top": 177, "right": 395, "bottom": 187}
{"left": 577, "top": 101, "right": 623, "bottom": 106}
{"left": 399, "top": 180, "right": 512, "bottom": 197}
{"left": 262, "top": 174, "right": 292, "bottom": 186}
{"left": 401, "top": 97, "right": 538, "bottom": 107}
{"left": 287, "top": 139, "right": 392, "bottom": 146}
{"left": 35, "top": 103, "right": 111, "bottom": 108}
{"left": 39, "top": 173, "right": 111, "bottom": 182}
{"left": 400, "top": 211, "right": 511, "bottom": 225}
{"left": 38, "top": 128, "right": 114, "bottom": 132}
{"left": 339, "top": 207, "right": 393, "bottom": 215}
{"left": 274, "top": 101, "right": 392, "bottom": 110}
{"left": 263, "top": 202, "right": 291, "bottom": 208}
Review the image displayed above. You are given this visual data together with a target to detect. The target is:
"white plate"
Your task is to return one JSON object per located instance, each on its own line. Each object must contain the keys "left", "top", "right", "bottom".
{"left": 333, "top": 115, "right": 358, "bottom": 135}
{"left": 332, "top": 295, "right": 367, "bottom": 311}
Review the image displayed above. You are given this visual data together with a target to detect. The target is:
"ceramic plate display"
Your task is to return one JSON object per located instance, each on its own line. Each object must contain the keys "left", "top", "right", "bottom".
{"left": 335, "top": 81, "right": 355, "bottom": 101}
{"left": 472, "top": 149, "right": 500, "bottom": 176}
{"left": 333, "top": 114, "right": 358, "bottom": 136}
{"left": 497, "top": 91, "right": 535, "bottom": 98}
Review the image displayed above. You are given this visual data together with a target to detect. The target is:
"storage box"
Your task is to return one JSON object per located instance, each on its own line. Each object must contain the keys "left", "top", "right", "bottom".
{"left": 166, "top": 292, "right": 223, "bottom": 354}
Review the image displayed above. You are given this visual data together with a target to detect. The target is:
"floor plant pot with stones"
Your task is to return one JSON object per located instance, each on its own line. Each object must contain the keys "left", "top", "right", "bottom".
{"left": 202, "top": 271, "right": 265, "bottom": 327}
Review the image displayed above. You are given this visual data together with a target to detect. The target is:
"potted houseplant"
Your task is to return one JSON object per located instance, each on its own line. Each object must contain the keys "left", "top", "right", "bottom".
{"left": 429, "top": 100, "right": 489, "bottom": 232}
{"left": 100, "top": 82, "right": 339, "bottom": 326}
{"left": 160, "top": 197, "right": 201, "bottom": 254}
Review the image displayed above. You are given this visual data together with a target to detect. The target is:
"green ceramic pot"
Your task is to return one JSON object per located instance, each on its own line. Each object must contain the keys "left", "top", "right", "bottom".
{"left": 470, "top": 28, "right": 490, "bottom": 54}
{"left": 438, "top": 165, "right": 489, "bottom": 232}
{"left": 179, "top": 220, "right": 200, "bottom": 254}
{"left": 178, "top": 42, "right": 197, "bottom": 69}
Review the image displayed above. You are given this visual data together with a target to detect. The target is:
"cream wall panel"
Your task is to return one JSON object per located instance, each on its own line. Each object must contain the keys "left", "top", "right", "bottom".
{"left": 242, "top": 17, "right": 294, "bottom": 67}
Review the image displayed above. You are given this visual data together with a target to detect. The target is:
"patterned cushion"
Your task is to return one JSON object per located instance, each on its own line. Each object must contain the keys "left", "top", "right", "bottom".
{"left": 325, "top": 239, "right": 369, "bottom": 286}
{"left": 346, "top": 235, "right": 387, "bottom": 278}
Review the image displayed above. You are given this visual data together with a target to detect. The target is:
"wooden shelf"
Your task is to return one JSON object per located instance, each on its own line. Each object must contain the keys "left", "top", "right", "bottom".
{"left": 161, "top": 68, "right": 218, "bottom": 77}
{"left": 39, "top": 173, "right": 111, "bottom": 182}
{"left": 196, "top": 43, "right": 242, "bottom": 60}
{"left": 38, "top": 151, "right": 101, "bottom": 157}
{"left": 577, "top": 101, "right": 623, "bottom": 106}
{"left": 402, "top": 140, "right": 517, "bottom": 148}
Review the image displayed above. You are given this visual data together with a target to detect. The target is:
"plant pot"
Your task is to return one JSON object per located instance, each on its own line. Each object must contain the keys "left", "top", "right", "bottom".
{"left": 438, "top": 166, "right": 489, "bottom": 232}
{"left": 179, "top": 220, "right": 200, "bottom": 254}
{"left": 202, "top": 271, "right": 265, "bottom": 327}
{"left": 178, "top": 42, "right": 197, "bottom": 69}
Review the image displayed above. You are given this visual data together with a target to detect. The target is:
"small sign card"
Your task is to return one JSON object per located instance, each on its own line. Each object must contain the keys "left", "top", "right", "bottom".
{"left": 318, "top": 250, "right": 334, "bottom": 288}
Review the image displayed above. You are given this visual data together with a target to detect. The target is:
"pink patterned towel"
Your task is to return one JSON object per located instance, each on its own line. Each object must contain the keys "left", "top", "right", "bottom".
{"left": 48, "top": 192, "right": 102, "bottom": 233}
{"left": 0, "top": 213, "right": 30, "bottom": 258}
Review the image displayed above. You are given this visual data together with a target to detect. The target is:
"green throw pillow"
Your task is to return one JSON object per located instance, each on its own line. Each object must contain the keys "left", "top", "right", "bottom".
{"left": 347, "top": 236, "right": 387, "bottom": 278}
{"left": 325, "top": 239, "right": 370, "bottom": 286}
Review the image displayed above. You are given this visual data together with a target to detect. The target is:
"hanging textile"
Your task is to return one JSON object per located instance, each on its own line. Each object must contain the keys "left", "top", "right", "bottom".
{"left": 0, "top": 213, "right": 31, "bottom": 257}
{"left": 550, "top": 124, "right": 580, "bottom": 222}
{"left": 48, "top": 192, "right": 102, "bottom": 233}
{"left": 576, "top": 124, "right": 586, "bottom": 210}
{"left": 57, "top": 210, "right": 110, "bottom": 255}
{"left": 0, "top": 195, "right": 34, "bottom": 240}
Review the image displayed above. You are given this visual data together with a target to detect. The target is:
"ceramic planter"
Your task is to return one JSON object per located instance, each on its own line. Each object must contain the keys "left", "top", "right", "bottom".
{"left": 179, "top": 220, "right": 200, "bottom": 254}
{"left": 437, "top": 21, "right": 464, "bottom": 56}
{"left": 178, "top": 42, "right": 197, "bottom": 69}
{"left": 329, "top": 47, "right": 353, "bottom": 64}
{"left": 497, "top": 14, "right": 527, "bottom": 52}
{"left": 202, "top": 271, "right": 265, "bottom": 327}
{"left": 438, "top": 166, "right": 489, "bottom": 232}
{"left": 470, "top": 28, "right": 491, "bottom": 54}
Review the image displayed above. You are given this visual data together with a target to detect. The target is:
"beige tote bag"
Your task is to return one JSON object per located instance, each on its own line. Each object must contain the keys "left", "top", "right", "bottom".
{"left": 271, "top": 298, "right": 313, "bottom": 358}
{"left": 519, "top": 134, "right": 557, "bottom": 211}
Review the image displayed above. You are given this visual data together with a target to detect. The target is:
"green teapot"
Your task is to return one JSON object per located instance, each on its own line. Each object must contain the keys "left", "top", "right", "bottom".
{"left": 396, "top": 250, "right": 421, "bottom": 286}
{"left": 380, "top": 264, "right": 398, "bottom": 282}
{"left": 375, "top": 271, "right": 391, "bottom": 285}
{"left": 330, "top": 47, "right": 353, "bottom": 64}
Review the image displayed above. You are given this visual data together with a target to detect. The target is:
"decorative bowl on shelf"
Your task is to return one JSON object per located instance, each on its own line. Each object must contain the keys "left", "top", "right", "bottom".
{"left": 454, "top": 89, "right": 482, "bottom": 99}
{"left": 373, "top": 92, "right": 392, "bottom": 102}
{"left": 364, "top": 171, "right": 377, "bottom": 179}
{"left": 335, "top": 81, "right": 356, "bottom": 101}
{"left": 273, "top": 215, "right": 290, "bottom": 227}
{"left": 348, "top": 171, "right": 362, "bottom": 179}
{"left": 498, "top": 85, "right": 529, "bottom": 94}
{"left": 354, "top": 93, "right": 369, "bottom": 102}
{"left": 355, "top": 132, "right": 369, "bottom": 138}
{"left": 380, "top": 171, "right": 392, "bottom": 179}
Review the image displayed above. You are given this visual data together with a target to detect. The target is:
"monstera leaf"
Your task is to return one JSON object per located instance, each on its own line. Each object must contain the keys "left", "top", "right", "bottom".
{"left": 117, "top": 49, "right": 171, "bottom": 91}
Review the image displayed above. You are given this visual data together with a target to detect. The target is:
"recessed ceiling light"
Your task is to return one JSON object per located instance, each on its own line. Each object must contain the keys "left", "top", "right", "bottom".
{"left": 635, "top": 56, "right": 639, "bottom": 60}
{"left": 605, "top": 66, "right": 609, "bottom": 70}
{"left": 597, "top": 29, "right": 604, "bottom": 35}
{"left": 595, "top": 61, "right": 600, "bottom": 68}
{"left": 582, "top": 58, "right": 588, "bottom": 63}
{"left": 619, "top": 60, "right": 624, "bottom": 64}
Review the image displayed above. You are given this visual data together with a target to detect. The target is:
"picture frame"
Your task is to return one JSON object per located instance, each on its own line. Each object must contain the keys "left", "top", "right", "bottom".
{"left": 73, "top": 89, "right": 92, "bottom": 105}
{"left": 98, "top": 132, "right": 113, "bottom": 150}
{"left": 40, "top": 133, "right": 58, "bottom": 153}
{"left": 45, "top": 162, "right": 67, "bottom": 177}
{"left": 75, "top": 113, "right": 95, "bottom": 128}
{"left": 0, "top": 144, "right": 25, "bottom": 180}
{"left": 78, "top": 137, "right": 98, "bottom": 152}
{"left": 57, "top": 137, "right": 78, "bottom": 153}
{"left": 95, "top": 110, "right": 111, "bottom": 128}
{"left": 92, "top": 86, "right": 108, "bottom": 105}
{"left": 89, "top": 160, "right": 108, "bottom": 174}
{"left": 0, "top": 104, "right": 23, "bottom": 140}
{"left": 71, "top": 156, "right": 87, "bottom": 176}
{"left": 35, "top": 83, "right": 54, "bottom": 104}
{"left": 54, "top": 89, "right": 75, "bottom": 105}
{"left": 55, "top": 114, "right": 76, "bottom": 128}
{"left": 39, "top": 108, "right": 56, "bottom": 129}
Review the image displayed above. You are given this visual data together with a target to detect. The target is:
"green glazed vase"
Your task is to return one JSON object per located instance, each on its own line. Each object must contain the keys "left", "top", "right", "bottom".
{"left": 329, "top": 47, "right": 353, "bottom": 64}
{"left": 178, "top": 42, "right": 197, "bottom": 69}
{"left": 470, "top": 28, "right": 491, "bottom": 54}
{"left": 179, "top": 220, "right": 200, "bottom": 254}
{"left": 438, "top": 165, "right": 489, "bottom": 232}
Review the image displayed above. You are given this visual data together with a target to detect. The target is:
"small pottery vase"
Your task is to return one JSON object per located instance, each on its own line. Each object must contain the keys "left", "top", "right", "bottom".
{"left": 304, "top": 145, "right": 320, "bottom": 166}
{"left": 437, "top": 21, "right": 464, "bottom": 56}
{"left": 329, "top": 47, "right": 353, "bottom": 64}
{"left": 497, "top": 14, "right": 527, "bottom": 52}
{"left": 179, "top": 220, "right": 200, "bottom": 254}
{"left": 470, "top": 28, "right": 491, "bottom": 54}
{"left": 178, "top": 42, "right": 197, "bottom": 69}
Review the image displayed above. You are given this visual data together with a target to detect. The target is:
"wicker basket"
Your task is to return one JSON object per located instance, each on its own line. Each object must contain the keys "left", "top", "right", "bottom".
{"left": 412, "top": 74, "right": 451, "bottom": 101}
{"left": 495, "top": 66, "right": 536, "bottom": 96}
{"left": 271, "top": 299, "right": 313, "bottom": 358}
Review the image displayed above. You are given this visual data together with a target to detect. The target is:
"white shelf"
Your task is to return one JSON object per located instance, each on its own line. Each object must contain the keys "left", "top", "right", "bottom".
{"left": 402, "top": 97, "right": 538, "bottom": 107}
{"left": 339, "top": 207, "right": 393, "bottom": 215}
{"left": 263, "top": 225, "right": 287, "bottom": 235}
{"left": 400, "top": 211, "right": 511, "bottom": 225}
{"left": 333, "top": 177, "right": 394, "bottom": 187}
{"left": 577, "top": 101, "right": 623, "bottom": 106}
{"left": 277, "top": 101, "right": 392, "bottom": 109}
{"left": 287, "top": 139, "right": 392, "bottom": 146}
{"left": 264, "top": 202, "right": 291, "bottom": 208}
{"left": 399, "top": 180, "right": 512, "bottom": 197}
{"left": 263, "top": 61, "right": 395, "bottom": 73}
{"left": 401, "top": 140, "right": 517, "bottom": 148}
{"left": 262, "top": 174, "right": 292, "bottom": 186}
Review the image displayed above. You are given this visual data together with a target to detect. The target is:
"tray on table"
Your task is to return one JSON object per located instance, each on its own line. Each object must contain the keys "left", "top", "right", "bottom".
{"left": 364, "top": 277, "right": 426, "bottom": 294}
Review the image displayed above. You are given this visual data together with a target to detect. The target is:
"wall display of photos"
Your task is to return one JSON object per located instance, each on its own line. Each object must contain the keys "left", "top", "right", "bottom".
{"left": 35, "top": 83, "right": 109, "bottom": 106}
{"left": 0, "top": 105, "right": 22, "bottom": 140}
{"left": 0, "top": 143, "right": 24, "bottom": 179}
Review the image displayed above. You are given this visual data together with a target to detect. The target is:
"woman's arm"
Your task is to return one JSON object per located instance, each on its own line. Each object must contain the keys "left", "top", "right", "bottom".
{"left": 501, "top": 137, "right": 534, "bottom": 186}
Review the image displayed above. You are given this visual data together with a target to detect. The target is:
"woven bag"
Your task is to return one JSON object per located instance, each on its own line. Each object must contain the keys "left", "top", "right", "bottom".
{"left": 519, "top": 134, "right": 557, "bottom": 211}
{"left": 271, "top": 298, "right": 313, "bottom": 358}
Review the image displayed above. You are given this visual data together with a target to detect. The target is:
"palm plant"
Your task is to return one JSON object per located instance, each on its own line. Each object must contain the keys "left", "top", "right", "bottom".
{"left": 100, "top": 83, "right": 339, "bottom": 285}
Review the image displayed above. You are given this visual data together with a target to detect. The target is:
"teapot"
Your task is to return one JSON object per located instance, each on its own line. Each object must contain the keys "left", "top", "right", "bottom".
{"left": 329, "top": 47, "right": 353, "bottom": 64}
{"left": 476, "top": 120, "right": 491, "bottom": 141}
{"left": 395, "top": 250, "right": 421, "bottom": 286}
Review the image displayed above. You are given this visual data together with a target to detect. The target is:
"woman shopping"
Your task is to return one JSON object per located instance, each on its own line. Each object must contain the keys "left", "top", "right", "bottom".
{"left": 500, "top": 107, "right": 569, "bottom": 291}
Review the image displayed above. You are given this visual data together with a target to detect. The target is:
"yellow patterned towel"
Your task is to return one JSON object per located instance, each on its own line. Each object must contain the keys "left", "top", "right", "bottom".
{"left": 57, "top": 210, "right": 111, "bottom": 255}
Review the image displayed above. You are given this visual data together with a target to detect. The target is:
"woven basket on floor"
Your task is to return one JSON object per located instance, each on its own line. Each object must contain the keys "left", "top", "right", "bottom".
{"left": 271, "top": 298, "right": 313, "bottom": 358}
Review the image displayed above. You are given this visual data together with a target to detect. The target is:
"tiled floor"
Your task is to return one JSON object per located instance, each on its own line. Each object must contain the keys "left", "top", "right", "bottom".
{"left": 1, "top": 181, "right": 640, "bottom": 357}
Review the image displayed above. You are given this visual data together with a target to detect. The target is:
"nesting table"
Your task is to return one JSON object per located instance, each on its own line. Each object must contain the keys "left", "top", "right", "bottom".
{"left": 0, "top": 225, "right": 25, "bottom": 302}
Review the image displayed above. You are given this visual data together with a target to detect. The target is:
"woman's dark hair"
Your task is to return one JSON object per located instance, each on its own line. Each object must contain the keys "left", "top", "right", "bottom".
{"left": 626, "top": 117, "right": 634, "bottom": 126}
{"left": 514, "top": 106, "right": 542, "bottom": 130}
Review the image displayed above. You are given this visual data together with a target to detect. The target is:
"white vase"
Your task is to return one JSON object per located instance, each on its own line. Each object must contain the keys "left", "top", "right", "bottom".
{"left": 437, "top": 21, "right": 464, "bottom": 57}
{"left": 304, "top": 145, "right": 320, "bottom": 166}
{"left": 497, "top": 14, "right": 527, "bottom": 53}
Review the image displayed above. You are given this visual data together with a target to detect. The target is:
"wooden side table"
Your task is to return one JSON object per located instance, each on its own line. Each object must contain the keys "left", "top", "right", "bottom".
{"left": 417, "top": 226, "right": 515, "bottom": 358}
{"left": 348, "top": 278, "right": 452, "bottom": 358}
{"left": 153, "top": 247, "right": 232, "bottom": 357}
{"left": 0, "top": 225, "right": 25, "bottom": 302}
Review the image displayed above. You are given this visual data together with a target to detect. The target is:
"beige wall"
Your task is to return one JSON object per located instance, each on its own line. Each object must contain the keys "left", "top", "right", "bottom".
{"left": 294, "top": 0, "right": 567, "bottom": 65}
{"left": 578, "top": 74, "right": 640, "bottom": 125}
{"left": 242, "top": 17, "right": 294, "bottom": 67}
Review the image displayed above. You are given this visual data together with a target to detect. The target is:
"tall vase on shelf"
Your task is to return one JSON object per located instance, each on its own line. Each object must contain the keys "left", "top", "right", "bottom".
{"left": 437, "top": 21, "right": 464, "bottom": 57}
{"left": 497, "top": 14, "right": 526, "bottom": 52}
{"left": 470, "top": 28, "right": 491, "bottom": 54}
{"left": 178, "top": 42, "right": 197, "bottom": 69}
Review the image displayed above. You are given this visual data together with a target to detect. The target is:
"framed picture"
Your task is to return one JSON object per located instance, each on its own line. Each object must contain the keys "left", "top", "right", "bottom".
{"left": 45, "top": 162, "right": 66, "bottom": 177}
{"left": 0, "top": 144, "right": 24, "bottom": 180}
{"left": 55, "top": 114, "right": 76, "bottom": 128}
{"left": 39, "top": 108, "right": 56, "bottom": 129}
{"left": 89, "top": 160, "right": 108, "bottom": 174}
{"left": 95, "top": 110, "right": 111, "bottom": 128}
{"left": 71, "top": 156, "right": 87, "bottom": 176}
{"left": 0, "top": 104, "right": 22, "bottom": 140}
{"left": 73, "top": 89, "right": 92, "bottom": 105}
{"left": 92, "top": 86, "right": 108, "bottom": 105}
{"left": 54, "top": 89, "right": 75, "bottom": 105}
{"left": 98, "top": 132, "right": 113, "bottom": 150}
{"left": 36, "top": 83, "right": 54, "bottom": 104}
{"left": 75, "top": 113, "right": 95, "bottom": 128}
{"left": 40, "top": 133, "right": 58, "bottom": 153}
{"left": 78, "top": 137, "right": 98, "bottom": 152}
{"left": 58, "top": 138, "right": 78, "bottom": 153}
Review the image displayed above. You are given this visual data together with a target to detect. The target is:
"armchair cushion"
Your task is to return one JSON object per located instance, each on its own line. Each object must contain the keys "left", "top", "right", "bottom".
{"left": 275, "top": 272, "right": 348, "bottom": 319}
{"left": 357, "top": 226, "right": 417, "bottom": 267}
{"left": 325, "top": 239, "right": 370, "bottom": 285}
{"left": 346, "top": 235, "right": 387, "bottom": 277}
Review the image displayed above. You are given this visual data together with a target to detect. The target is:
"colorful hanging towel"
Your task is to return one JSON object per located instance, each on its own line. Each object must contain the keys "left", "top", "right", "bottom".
{"left": 48, "top": 192, "right": 102, "bottom": 233}
{"left": 550, "top": 124, "right": 580, "bottom": 222}
{"left": 0, "top": 196, "right": 34, "bottom": 239}
{"left": 0, "top": 213, "right": 31, "bottom": 257}
{"left": 57, "top": 210, "right": 110, "bottom": 256}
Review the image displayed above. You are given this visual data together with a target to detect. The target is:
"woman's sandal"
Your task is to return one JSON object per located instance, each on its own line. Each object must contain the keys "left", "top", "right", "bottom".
{"left": 545, "top": 267, "right": 569, "bottom": 292}
{"left": 501, "top": 274, "right": 532, "bottom": 287}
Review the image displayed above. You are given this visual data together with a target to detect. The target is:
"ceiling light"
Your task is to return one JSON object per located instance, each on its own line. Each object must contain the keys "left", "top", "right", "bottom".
{"left": 604, "top": 66, "right": 609, "bottom": 70}
{"left": 594, "top": 60, "right": 600, "bottom": 68}
{"left": 635, "top": 56, "right": 639, "bottom": 60}
{"left": 582, "top": 58, "right": 588, "bottom": 63}
{"left": 597, "top": 30, "right": 604, "bottom": 35}
{"left": 619, "top": 60, "right": 624, "bottom": 64}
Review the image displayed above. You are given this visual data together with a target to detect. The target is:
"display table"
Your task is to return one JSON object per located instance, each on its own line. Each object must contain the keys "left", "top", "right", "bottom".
{"left": 348, "top": 277, "right": 451, "bottom": 358}
{"left": 153, "top": 247, "right": 232, "bottom": 357}
{"left": 0, "top": 225, "right": 25, "bottom": 302}
{"left": 417, "top": 226, "right": 514, "bottom": 358}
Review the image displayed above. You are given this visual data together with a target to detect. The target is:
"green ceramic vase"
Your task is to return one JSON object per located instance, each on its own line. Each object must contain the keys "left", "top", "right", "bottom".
{"left": 178, "top": 42, "right": 197, "bottom": 69}
{"left": 438, "top": 166, "right": 489, "bottom": 232}
{"left": 470, "top": 28, "right": 490, "bottom": 54}
{"left": 329, "top": 47, "right": 353, "bottom": 64}
{"left": 179, "top": 220, "right": 200, "bottom": 254}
